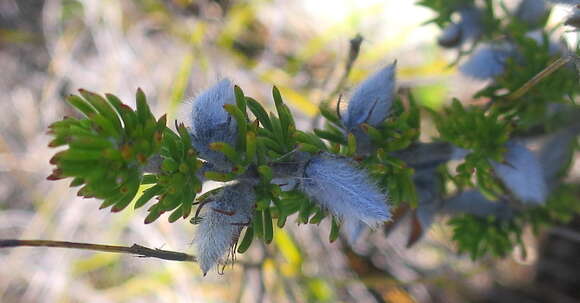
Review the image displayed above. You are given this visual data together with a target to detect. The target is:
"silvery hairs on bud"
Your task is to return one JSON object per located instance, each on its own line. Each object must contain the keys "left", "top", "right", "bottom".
{"left": 414, "top": 167, "right": 444, "bottom": 232}
{"left": 460, "top": 31, "right": 561, "bottom": 80}
{"left": 491, "top": 141, "right": 548, "bottom": 205}
{"left": 538, "top": 127, "right": 579, "bottom": 188}
{"left": 438, "top": 23, "right": 462, "bottom": 48}
{"left": 438, "top": 6, "right": 484, "bottom": 48}
{"left": 299, "top": 153, "right": 391, "bottom": 239}
{"left": 456, "top": 6, "right": 484, "bottom": 43}
{"left": 514, "top": 0, "right": 548, "bottom": 26}
{"left": 442, "top": 190, "right": 515, "bottom": 220}
{"left": 188, "top": 79, "right": 237, "bottom": 170}
{"left": 342, "top": 62, "right": 396, "bottom": 129}
{"left": 194, "top": 183, "right": 255, "bottom": 275}
{"left": 341, "top": 62, "right": 396, "bottom": 154}
{"left": 460, "top": 44, "right": 513, "bottom": 80}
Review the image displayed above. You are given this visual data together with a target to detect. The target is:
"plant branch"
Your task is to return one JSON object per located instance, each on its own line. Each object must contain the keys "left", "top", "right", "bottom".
{"left": 0, "top": 239, "right": 197, "bottom": 262}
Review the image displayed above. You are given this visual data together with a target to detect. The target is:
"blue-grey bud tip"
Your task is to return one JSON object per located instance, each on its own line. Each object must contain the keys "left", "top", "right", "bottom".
{"left": 460, "top": 45, "right": 511, "bottom": 80}
{"left": 188, "top": 79, "right": 238, "bottom": 168}
{"left": 343, "top": 62, "right": 397, "bottom": 129}
{"left": 300, "top": 154, "right": 391, "bottom": 232}
{"left": 492, "top": 142, "right": 548, "bottom": 205}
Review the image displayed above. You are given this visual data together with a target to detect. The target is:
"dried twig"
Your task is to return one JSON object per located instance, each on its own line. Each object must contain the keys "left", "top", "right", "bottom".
{"left": 312, "top": 34, "right": 364, "bottom": 128}
{"left": 328, "top": 34, "right": 364, "bottom": 99}
{"left": 0, "top": 239, "right": 196, "bottom": 262}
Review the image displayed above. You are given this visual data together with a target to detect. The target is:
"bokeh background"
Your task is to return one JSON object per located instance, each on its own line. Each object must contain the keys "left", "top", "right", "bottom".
{"left": 0, "top": 0, "right": 578, "bottom": 302}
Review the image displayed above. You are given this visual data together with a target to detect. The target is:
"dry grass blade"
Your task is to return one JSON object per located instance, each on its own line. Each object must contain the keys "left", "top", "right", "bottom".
{"left": 507, "top": 56, "right": 572, "bottom": 101}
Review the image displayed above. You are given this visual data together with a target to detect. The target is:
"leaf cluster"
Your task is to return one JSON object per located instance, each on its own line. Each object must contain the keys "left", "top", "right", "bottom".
{"left": 48, "top": 90, "right": 166, "bottom": 212}
{"left": 48, "top": 90, "right": 201, "bottom": 223}
{"left": 138, "top": 125, "right": 203, "bottom": 224}
{"left": 432, "top": 99, "right": 510, "bottom": 196}
{"left": 451, "top": 184, "right": 580, "bottom": 260}
{"left": 450, "top": 214, "right": 524, "bottom": 260}
{"left": 477, "top": 34, "right": 579, "bottom": 132}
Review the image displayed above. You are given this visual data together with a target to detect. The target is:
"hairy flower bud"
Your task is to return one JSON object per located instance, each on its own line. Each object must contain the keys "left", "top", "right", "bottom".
{"left": 438, "top": 23, "right": 463, "bottom": 48}
{"left": 414, "top": 167, "right": 443, "bottom": 232}
{"left": 299, "top": 153, "right": 390, "bottom": 239}
{"left": 343, "top": 62, "right": 397, "bottom": 129}
{"left": 460, "top": 30, "right": 561, "bottom": 80}
{"left": 491, "top": 142, "right": 548, "bottom": 205}
{"left": 456, "top": 6, "right": 484, "bottom": 42}
{"left": 438, "top": 6, "right": 483, "bottom": 48}
{"left": 194, "top": 183, "right": 255, "bottom": 275}
{"left": 538, "top": 126, "right": 579, "bottom": 188}
{"left": 341, "top": 63, "right": 397, "bottom": 155}
{"left": 442, "top": 190, "right": 515, "bottom": 220}
{"left": 460, "top": 44, "right": 513, "bottom": 79}
{"left": 188, "top": 79, "right": 237, "bottom": 169}
{"left": 514, "top": 0, "right": 548, "bottom": 26}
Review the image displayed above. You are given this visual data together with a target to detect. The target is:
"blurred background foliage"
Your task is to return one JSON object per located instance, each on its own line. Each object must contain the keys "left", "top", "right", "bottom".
{"left": 0, "top": 0, "right": 578, "bottom": 302}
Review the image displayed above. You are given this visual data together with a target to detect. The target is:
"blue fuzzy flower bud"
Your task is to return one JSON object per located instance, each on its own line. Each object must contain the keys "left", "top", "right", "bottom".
{"left": 438, "top": 23, "right": 463, "bottom": 48}
{"left": 538, "top": 126, "right": 579, "bottom": 187}
{"left": 299, "top": 153, "right": 391, "bottom": 237}
{"left": 459, "top": 44, "right": 513, "bottom": 79}
{"left": 460, "top": 31, "right": 561, "bottom": 80}
{"left": 514, "top": 0, "right": 548, "bottom": 26}
{"left": 341, "top": 63, "right": 397, "bottom": 155}
{"left": 194, "top": 183, "right": 255, "bottom": 275}
{"left": 188, "top": 79, "right": 237, "bottom": 169}
{"left": 491, "top": 142, "right": 548, "bottom": 205}
{"left": 413, "top": 167, "right": 444, "bottom": 233}
{"left": 457, "top": 6, "right": 484, "bottom": 42}
{"left": 438, "top": 6, "right": 484, "bottom": 48}
{"left": 442, "top": 190, "right": 515, "bottom": 220}
{"left": 342, "top": 62, "right": 397, "bottom": 129}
